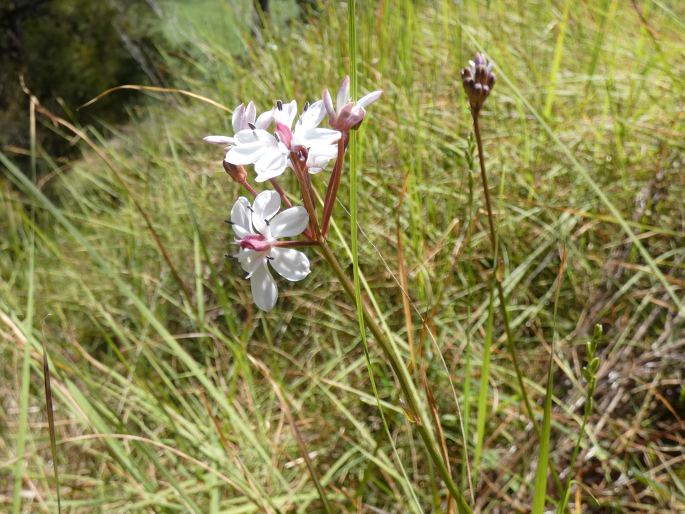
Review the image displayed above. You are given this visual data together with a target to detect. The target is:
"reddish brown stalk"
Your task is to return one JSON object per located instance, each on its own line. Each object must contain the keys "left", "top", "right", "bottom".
{"left": 321, "top": 133, "right": 348, "bottom": 237}
{"left": 290, "top": 152, "right": 321, "bottom": 238}
{"left": 269, "top": 178, "right": 292, "bottom": 208}
{"left": 273, "top": 240, "right": 320, "bottom": 248}
{"left": 240, "top": 180, "right": 258, "bottom": 196}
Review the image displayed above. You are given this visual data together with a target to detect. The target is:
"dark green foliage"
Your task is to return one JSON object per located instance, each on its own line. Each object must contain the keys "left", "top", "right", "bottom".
{"left": 0, "top": 0, "right": 164, "bottom": 162}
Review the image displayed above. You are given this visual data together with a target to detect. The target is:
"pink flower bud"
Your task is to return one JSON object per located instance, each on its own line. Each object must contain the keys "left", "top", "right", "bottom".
{"left": 238, "top": 234, "right": 272, "bottom": 252}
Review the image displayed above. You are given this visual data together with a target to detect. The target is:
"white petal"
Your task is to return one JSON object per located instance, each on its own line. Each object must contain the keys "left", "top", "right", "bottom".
{"left": 255, "top": 110, "right": 274, "bottom": 130}
{"left": 236, "top": 248, "right": 265, "bottom": 275}
{"left": 252, "top": 190, "right": 281, "bottom": 234}
{"left": 293, "top": 127, "right": 341, "bottom": 147}
{"left": 274, "top": 100, "right": 298, "bottom": 127}
{"left": 337, "top": 76, "right": 350, "bottom": 111}
{"left": 234, "top": 128, "right": 274, "bottom": 144}
{"left": 269, "top": 247, "right": 310, "bottom": 282}
{"left": 250, "top": 263, "right": 278, "bottom": 311}
{"left": 255, "top": 165, "right": 288, "bottom": 182}
{"left": 254, "top": 149, "right": 288, "bottom": 180}
{"left": 226, "top": 129, "right": 277, "bottom": 165}
{"left": 231, "top": 197, "right": 252, "bottom": 237}
{"left": 297, "top": 100, "right": 325, "bottom": 130}
{"left": 245, "top": 101, "right": 257, "bottom": 125}
{"left": 306, "top": 143, "right": 338, "bottom": 172}
{"left": 203, "top": 135, "right": 234, "bottom": 145}
{"left": 268, "top": 206, "right": 309, "bottom": 238}
{"left": 357, "top": 90, "right": 383, "bottom": 108}
{"left": 232, "top": 103, "right": 245, "bottom": 132}
{"left": 226, "top": 142, "right": 267, "bottom": 165}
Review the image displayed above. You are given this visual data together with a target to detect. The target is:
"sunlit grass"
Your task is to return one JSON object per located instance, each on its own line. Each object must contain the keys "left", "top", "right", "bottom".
{"left": 2, "top": 0, "right": 684, "bottom": 512}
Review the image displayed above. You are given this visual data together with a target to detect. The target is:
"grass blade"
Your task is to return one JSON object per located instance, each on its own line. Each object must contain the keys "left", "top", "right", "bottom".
{"left": 472, "top": 284, "right": 495, "bottom": 481}
{"left": 543, "top": 0, "right": 572, "bottom": 119}
{"left": 41, "top": 334, "right": 62, "bottom": 514}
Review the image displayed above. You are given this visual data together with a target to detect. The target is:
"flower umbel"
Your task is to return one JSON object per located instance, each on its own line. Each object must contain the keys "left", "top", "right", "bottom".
{"left": 231, "top": 190, "right": 311, "bottom": 311}
{"left": 322, "top": 76, "right": 383, "bottom": 132}
{"left": 461, "top": 53, "right": 495, "bottom": 113}
{"left": 225, "top": 100, "right": 341, "bottom": 182}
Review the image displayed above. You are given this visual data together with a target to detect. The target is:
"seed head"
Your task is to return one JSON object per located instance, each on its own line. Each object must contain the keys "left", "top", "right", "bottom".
{"left": 461, "top": 52, "right": 495, "bottom": 113}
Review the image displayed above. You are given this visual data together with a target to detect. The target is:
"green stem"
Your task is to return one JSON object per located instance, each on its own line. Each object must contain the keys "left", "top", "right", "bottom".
{"left": 318, "top": 242, "right": 472, "bottom": 514}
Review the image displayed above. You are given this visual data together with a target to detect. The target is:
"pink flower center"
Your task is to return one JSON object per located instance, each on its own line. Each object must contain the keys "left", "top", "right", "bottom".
{"left": 275, "top": 122, "right": 293, "bottom": 149}
{"left": 239, "top": 234, "right": 272, "bottom": 252}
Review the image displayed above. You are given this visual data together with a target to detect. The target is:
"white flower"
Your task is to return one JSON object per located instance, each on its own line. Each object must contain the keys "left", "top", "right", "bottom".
{"left": 203, "top": 101, "right": 273, "bottom": 150}
{"left": 231, "top": 190, "right": 311, "bottom": 311}
{"left": 225, "top": 100, "right": 341, "bottom": 182}
{"left": 323, "top": 76, "right": 382, "bottom": 131}
{"left": 307, "top": 143, "right": 339, "bottom": 174}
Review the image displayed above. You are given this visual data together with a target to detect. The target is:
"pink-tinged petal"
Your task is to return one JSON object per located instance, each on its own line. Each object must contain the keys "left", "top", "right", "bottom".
{"left": 251, "top": 190, "right": 281, "bottom": 235}
{"left": 250, "top": 263, "right": 278, "bottom": 311}
{"left": 297, "top": 100, "right": 326, "bottom": 130}
{"left": 231, "top": 197, "right": 252, "bottom": 237}
{"left": 275, "top": 122, "right": 293, "bottom": 149}
{"left": 203, "top": 135, "right": 234, "bottom": 145}
{"left": 232, "top": 103, "right": 245, "bottom": 132}
{"left": 268, "top": 206, "right": 309, "bottom": 238}
{"left": 269, "top": 247, "right": 310, "bottom": 282}
{"left": 337, "top": 76, "right": 350, "bottom": 111}
{"left": 245, "top": 101, "right": 257, "bottom": 125}
{"left": 357, "top": 90, "right": 383, "bottom": 108}
{"left": 255, "top": 110, "right": 274, "bottom": 130}
{"left": 322, "top": 89, "right": 335, "bottom": 119}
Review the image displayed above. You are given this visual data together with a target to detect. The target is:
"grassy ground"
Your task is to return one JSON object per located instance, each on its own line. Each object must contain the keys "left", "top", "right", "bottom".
{"left": 1, "top": 0, "right": 684, "bottom": 512}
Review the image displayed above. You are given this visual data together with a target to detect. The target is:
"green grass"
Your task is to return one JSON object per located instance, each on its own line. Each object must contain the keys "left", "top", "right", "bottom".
{"left": 2, "top": 0, "right": 685, "bottom": 512}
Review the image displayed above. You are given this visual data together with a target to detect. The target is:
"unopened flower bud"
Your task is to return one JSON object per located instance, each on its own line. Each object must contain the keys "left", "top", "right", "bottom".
{"left": 223, "top": 160, "right": 247, "bottom": 183}
{"left": 461, "top": 52, "right": 496, "bottom": 113}
{"left": 335, "top": 102, "right": 366, "bottom": 131}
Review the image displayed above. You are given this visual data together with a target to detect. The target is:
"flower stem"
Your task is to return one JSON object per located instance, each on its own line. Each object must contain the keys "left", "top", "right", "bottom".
{"left": 270, "top": 178, "right": 292, "bottom": 208}
{"left": 291, "top": 154, "right": 321, "bottom": 238}
{"left": 318, "top": 242, "right": 472, "bottom": 514}
{"left": 471, "top": 113, "right": 537, "bottom": 430}
{"left": 321, "top": 134, "right": 348, "bottom": 238}
{"left": 240, "top": 180, "right": 258, "bottom": 197}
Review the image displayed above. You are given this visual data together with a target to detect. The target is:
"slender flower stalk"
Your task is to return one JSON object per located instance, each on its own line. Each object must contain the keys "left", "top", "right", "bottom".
{"left": 462, "top": 53, "right": 537, "bottom": 428}
{"left": 318, "top": 242, "right": 472, "bottom": 513}
{"left": 269, "top": 178, "right": 292, "bottom": 208}
{"left": 320, "top": 133, "right": 347, "bottom": 237}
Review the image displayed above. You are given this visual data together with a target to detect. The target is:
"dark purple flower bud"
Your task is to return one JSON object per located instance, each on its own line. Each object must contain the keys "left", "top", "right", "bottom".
{"left": 461, "top": 52, "right": 496, "bottom": 113}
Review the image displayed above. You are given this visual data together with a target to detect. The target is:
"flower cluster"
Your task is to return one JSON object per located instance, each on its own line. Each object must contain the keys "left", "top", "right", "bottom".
{"left": 205, "top": 78, "right": 382, "bottom": 311}
{"left": 461, "top": 52, "right": 495, "bottom": 113}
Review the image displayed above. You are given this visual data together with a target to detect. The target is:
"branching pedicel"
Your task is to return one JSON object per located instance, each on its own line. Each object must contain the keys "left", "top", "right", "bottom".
{"left": 204, "top": 77, "right": 382, "bottom": 310}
